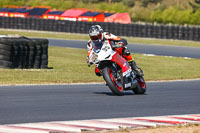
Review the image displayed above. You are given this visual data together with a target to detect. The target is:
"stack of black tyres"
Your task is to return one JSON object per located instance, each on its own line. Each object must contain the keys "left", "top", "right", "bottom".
{"left": 0, "top": 38, "right": 12, "bottom": 68}
{"left": 31, "top": 38, "right": 49, "bottom": 69}
{"left": 0, "top": 36, "right": 48, "bottom": 69}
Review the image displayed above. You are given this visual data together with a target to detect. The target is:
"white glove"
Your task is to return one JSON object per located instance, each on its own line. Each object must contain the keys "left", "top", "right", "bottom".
{"left": 113, "top": 42, "right": 124, "bottom": 48}
{"left": 86, "top": 57, "right": 92, "bottom": 67}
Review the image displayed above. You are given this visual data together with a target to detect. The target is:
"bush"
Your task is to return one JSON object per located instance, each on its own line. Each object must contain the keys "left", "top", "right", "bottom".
{"left": 195, "top": 0, "right": 200, "bottom": 4}
{"left": 122, "top": 0, "right": 135, "bottom": 7}
{"left": 175, "top": 9, "right": 191, "bottom": 24}
{"left": 150, "top": 10, "right": 163, "bottom": 23}
{"left": 140, "top": 0, "right": 149, "bottom": 7}
{"left": 82, "top": 0, "right": 101, "bottom": 3}
{"left": 1, "top": 0, "right": 200, "bottom": 25}
{"left": 149, "top": 0, "right": 161, "bottom": 3}
{"left": 189, "top": 10, "right": 200, "bottom": 25}
{"left": 132, "top": 6, "right": 153, "bottom": 22}
{"left": 140, "top": 0, "right": 161, "bottom": 7}
{"left": 151, "top": 6, "right": 192, "bottom": 24}
{"left": 98, "top": 2, "right": 129, "bottom": 12}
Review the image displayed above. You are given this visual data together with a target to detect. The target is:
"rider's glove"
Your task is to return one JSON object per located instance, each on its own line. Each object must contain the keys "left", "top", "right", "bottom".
{"left": 86, "top": 57, "right": 92, "bottom": 67}
{"left": 86, "top": 57, "right": 89, "bottom": 66}
{"left": 112, "top": 42, "right": 124, "bottom": 49}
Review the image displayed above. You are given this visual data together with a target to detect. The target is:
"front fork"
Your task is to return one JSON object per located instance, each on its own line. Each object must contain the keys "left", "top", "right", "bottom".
{"left": 111, "top": 63, "right": 122, "bottom": 82}
{"left": 112, "top": 62, "right": 138, "bottom": 90}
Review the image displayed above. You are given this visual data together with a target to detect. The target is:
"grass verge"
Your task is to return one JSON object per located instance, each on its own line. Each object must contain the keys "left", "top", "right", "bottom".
{"left": 0, "top": 47, "right": 200, "bottom": 85}
{"left": 1, "top": 28, "right": 200, "bottom": 47}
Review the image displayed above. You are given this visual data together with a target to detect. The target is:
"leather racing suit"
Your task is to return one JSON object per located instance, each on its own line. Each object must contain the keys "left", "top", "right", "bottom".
{"left": 87, "top": 32, "right": 143, "bottom": 77}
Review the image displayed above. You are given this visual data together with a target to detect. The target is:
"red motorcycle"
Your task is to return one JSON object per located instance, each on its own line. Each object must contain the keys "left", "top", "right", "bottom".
{"left": 88, "top": 39, "right": 146, "bottom": 96}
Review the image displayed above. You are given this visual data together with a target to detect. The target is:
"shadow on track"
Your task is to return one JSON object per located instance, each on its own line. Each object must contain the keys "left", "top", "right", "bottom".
{"left": 94, "top": 92, "right": 135, "bottom": 96}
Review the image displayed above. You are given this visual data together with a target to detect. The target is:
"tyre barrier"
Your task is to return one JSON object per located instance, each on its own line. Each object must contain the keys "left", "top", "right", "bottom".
{"left": 0, "top": 17, "right": 200, "bottom": 42}
{"left": 0, "top": 36, "right": 48, "bottom": 69}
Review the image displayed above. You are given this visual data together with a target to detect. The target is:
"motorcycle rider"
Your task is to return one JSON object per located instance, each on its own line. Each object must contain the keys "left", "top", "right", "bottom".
{"left": 87, "top": 25, "right": 143, "bottom": 77}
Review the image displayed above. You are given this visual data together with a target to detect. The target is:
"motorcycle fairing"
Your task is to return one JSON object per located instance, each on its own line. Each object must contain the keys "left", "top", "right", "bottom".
{"left": 111, "top": 52, "right": 130, "bottom": 74}
{"left": 111, "top": 52, "right": 133, "bottom": 88}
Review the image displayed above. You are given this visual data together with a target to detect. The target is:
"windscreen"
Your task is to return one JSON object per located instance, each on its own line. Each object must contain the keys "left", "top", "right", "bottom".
{"left": 92, "top": 40, "right": 104, "bottom": 53}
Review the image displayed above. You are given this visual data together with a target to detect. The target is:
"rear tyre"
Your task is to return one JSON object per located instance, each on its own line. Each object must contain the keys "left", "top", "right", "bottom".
{"left": 102, "top": 66, "right": 124, "bottom": 96}
{"left": 132, "top": 77, "right": 146, "bottom": 94}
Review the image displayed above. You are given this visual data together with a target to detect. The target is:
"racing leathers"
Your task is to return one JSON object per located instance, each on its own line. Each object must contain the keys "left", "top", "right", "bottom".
{"left": 87, "top": 32, "right": 143, "bottom": 77}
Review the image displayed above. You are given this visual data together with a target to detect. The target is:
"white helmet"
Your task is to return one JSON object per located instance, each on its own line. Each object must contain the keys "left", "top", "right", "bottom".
{"left": 89, "top": 25, "right": 104, "bottom": 41}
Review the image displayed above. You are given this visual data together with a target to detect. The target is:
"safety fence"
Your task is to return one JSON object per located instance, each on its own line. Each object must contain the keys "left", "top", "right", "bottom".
{"left": 0, "top": 16, "right": 200, "bottom": 41}
{"left": 0, "top": 36, "right": 48, "bottom": 69}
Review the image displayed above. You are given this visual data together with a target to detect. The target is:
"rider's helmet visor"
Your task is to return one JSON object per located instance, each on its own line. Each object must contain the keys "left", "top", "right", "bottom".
{"left": 90, "top": 33, "right": 102, "bottom": 41}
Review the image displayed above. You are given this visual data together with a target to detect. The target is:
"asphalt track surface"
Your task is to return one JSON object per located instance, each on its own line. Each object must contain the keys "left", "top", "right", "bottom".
{"left": 0, "top": 80, "right": 200, "bottom": 125}
{"left": 48, "top": 39, "right": 200, "bottom": 59}
{"left": 0, "top": 39, "right": 199, "bottom": 125}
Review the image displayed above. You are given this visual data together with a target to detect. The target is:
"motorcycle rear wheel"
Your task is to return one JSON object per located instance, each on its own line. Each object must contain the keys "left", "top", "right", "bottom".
{"left": 132, "top": 77, "right": 146, "bottom": 94}
{"left": 102, "top": 66, "right": 124, "bottom": 96}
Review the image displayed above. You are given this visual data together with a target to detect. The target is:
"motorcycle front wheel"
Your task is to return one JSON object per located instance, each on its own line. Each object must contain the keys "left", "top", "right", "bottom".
{"left": 102, "top": 66, "right": 124, "bottom": 96}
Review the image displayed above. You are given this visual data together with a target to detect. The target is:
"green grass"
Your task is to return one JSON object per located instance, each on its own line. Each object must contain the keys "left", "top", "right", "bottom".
{"left": 0, "top": 47, "right": 200, "bottom": 85}
{"left": 1, "top": 29, "right": 200, "bottom": 47}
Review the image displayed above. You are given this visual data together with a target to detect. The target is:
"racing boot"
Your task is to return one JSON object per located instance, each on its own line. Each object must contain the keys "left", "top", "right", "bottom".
{"left": 129, "top": 60, "right": 144, "bottom": 77}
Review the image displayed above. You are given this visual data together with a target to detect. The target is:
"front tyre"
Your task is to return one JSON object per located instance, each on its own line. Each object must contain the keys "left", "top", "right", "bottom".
{"left": 132, "top": 77, "right": 146, "bottom": 94}
{"left": 102, "top": 67, "right": 124, "bottom": 96}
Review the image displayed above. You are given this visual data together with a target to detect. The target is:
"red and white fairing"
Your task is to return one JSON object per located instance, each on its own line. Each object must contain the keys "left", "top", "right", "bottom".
{"left": 88, "top": 39, "right": 132, "bottom": 78}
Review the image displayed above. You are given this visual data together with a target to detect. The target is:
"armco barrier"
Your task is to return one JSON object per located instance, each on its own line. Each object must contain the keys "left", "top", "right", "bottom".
{"left": 0, "top": 36, "right": 48, "bottom": 69}
{"left": 0, "top": 16, "right": 200, "bottom": 41}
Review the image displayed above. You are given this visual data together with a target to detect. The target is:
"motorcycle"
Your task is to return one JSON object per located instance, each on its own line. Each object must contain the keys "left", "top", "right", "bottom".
{"left": 88, "top": 39, "right": 146, "bottom": 96}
